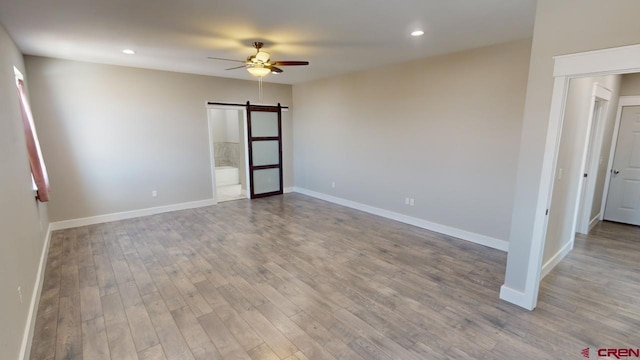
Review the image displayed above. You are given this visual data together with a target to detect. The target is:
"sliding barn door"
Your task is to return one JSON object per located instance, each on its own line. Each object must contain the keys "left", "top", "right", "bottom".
{"left": 247, "top": 104, "right": 283, "bottom": 198}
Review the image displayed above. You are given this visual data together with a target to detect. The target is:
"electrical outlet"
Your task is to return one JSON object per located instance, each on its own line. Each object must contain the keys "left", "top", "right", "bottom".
{"left": 405, "top": 197, "right": 410, "bottom": 205}
{"left": 558, "top": 168, "right": 563, "bottom": 181}
{"left": 152, "top": 190, "right": 158, "bottom": 197}
{"left": 18, "top": 286, "right": 23, "bottom": 304}
{"left": 331, "top": 181, "right": 335, "bottom": 188}
{"left": 409, "top": 198, "right": 415, "bottom": 206}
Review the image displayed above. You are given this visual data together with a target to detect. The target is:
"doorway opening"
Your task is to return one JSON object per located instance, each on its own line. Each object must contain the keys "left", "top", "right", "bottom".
{"left": 207, "top": 102, "right": 286, "bottom": 203}
{"left": 541, "top": 79, "right": 616, "bottom": 279}
{"left": 208, "top": 108, "right": 250, "bottom": 203}
{"left": 504, "top": 42, "right": 640, "bottom": 310}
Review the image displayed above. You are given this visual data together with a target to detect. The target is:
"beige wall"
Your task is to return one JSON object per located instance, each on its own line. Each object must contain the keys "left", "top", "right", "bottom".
{"left": 504, "top": 0, "right": 640, "bottom": 293}
{"left": 293, "top": 39, "right": 531, "bottom": 241}
{"left": 543, "top": 75, "right": 621, "bottom": 264}
{"left": 25, "top": 57, "right": 293, "bottom": 222}
{"left": 0, "top": 25, "right": 50, "bottom": 359}
{"left": 620, "top": 73, "right": 640, "bottom": 96}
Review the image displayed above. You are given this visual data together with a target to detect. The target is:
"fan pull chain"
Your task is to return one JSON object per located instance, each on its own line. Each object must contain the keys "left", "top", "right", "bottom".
{"left": 258, "top": 76, "right": 264, "bottom": 104}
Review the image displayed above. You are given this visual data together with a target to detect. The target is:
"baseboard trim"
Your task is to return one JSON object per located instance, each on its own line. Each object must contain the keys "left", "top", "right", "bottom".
{"left": 499, "top": 285, "right": 535, "bottom": 310}
{"left": 50, "top": 198, "right": 216, "bottom": 230}
{"left": 540, "top": 239, "right": 573, "bottom": 279}
{"left": 284, "top": 187, "right": 294, "bottom": 194}
{"left": 20, "top": 223, "right": 53, "bottom": 360}
{"left": 292, "top": 187, "right": 508, "bottom": 252}
{"left": 588, "top": 213, "right": 600, "bottom": 232}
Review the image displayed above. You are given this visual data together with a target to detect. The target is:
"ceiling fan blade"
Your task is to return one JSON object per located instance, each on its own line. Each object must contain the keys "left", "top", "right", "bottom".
{"left": 225, "top": 65, "right": 247, "bottom": 70}
{"left": 272, "top": 61, "right": 309, "bottom": 66}
{"left": 208, "top": 57, "right": 246, "bottom": 63}
{"left": 269, "top": 66, "right": 283, "bottom": 74}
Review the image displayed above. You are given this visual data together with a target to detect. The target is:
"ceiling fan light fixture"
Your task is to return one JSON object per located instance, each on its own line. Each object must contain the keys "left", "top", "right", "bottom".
{"left": 254, "top": 51, "right": 270, "bottom": 63}
{"left": 210, "top": 41, "right": 308, "bottom": 76}
{"left": 247, "top": 65, "right": 271, "bottom": 77}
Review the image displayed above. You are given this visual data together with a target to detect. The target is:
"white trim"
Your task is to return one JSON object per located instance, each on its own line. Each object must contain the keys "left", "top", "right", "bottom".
{"left": 600, "top": 96, "right": 640, "bottom": 218}
{"left": 617, "top": 95, "right": 640, "bottom": 107}
{"left": 207, "top": 112, "right": 219, "bottom": 205}
{"left": 284, "top": 187, "right": 294, "bottom": 194}
{"left": 293, "top": 187, "right": 508, "bottom": 252}
{"left": 50, "top": 199, "right": 216, "bottom": 231}
{"left": 553, "top": 44, "right": 640, "bottom": 77}
{"left": 499, "top": 285, "right": 535, "bottom": 310}
{"left": 509, "top": 76, "right": 571, "bottom": 310}
{"left": 593, "top": 84, "right": 613, "bottom": 99}
{"left": 589, "top": 213, "right": 601, "bottom": 231}
{"left": 506, "top": 43, "right": 640, "bottom": 311}
{"left": 540, "top": 239, "right": 573, "bottom": 280}
{"left": 242, "top": 110, "right": 251, "bottom": 199}
{"left": 19, "top": 223, "right": 52, "bottom": 360}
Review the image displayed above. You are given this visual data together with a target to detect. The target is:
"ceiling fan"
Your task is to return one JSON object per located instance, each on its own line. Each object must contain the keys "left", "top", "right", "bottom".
{"left": 208, "top": 42, "right": 309, "bottom": 77}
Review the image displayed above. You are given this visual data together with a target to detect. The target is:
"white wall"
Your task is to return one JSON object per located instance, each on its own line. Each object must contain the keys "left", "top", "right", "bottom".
{"left": 210, "top": 110, "right": 240, "bottom": 143}
{"left": 25, "top": 56, "right": 293, "bottom": 222}
{"left": 225, "top": 110, "right": 240, "bottom": 143}
{"left": 210, "top": 110, "right": 228, "bottom": 143}
{"left": 0, "top": 25, "right": 50, "bottom": 359}
{"left": 543, "top": 75, "right": 621, "bottom": 264}
{"left": 293, "top": 39, "right": 531, "bottom": 243}
{"left": 504, "top": 0, "right": 640, "bottom": 297}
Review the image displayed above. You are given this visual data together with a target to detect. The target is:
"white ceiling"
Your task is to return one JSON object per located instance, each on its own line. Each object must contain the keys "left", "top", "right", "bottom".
{"left": 0, "top": 0, "right": 536, "bottom": 85}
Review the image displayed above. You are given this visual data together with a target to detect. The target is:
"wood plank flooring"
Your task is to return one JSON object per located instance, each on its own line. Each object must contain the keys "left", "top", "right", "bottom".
{"left": 29, "top": 194, "right": 640, "bottom": 359}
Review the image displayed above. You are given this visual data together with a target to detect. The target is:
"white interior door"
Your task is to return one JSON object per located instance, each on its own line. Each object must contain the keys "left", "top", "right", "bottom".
{"left": 577, "top": 100, "right": 605, "bottom": 234}
{"left": 604, "top": 105, "right": 640, "bottom": 225}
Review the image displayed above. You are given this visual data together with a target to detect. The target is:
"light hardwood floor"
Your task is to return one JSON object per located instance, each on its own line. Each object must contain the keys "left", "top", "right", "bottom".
{"left": 29, "top": 194, "right": 640, "bottom": 360}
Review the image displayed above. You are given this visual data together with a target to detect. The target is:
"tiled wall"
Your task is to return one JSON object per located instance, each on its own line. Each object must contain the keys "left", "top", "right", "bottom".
{"left": 214, "top": 142, "right": 240, "bottom": 167}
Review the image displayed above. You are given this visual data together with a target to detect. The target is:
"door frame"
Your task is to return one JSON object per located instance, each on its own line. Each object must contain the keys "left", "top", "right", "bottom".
{"left": 576, "top": 84, "right": 612, "bottom": 234}
{"left": 206, "top": 104, "right": 251, "bottom": 203}
{"left": 600, "top": 95, "right": 640, "bottom": 218}
{"left": 501, "top": 43, "right": 640, "bottom": 310}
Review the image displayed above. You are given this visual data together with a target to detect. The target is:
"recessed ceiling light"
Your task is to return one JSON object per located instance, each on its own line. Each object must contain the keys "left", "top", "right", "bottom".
{"left": 411, "top": 30, "right": 425, "bottom": 37}
{"left": 122, "top": 49, "right": 136, "bottom": 55}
